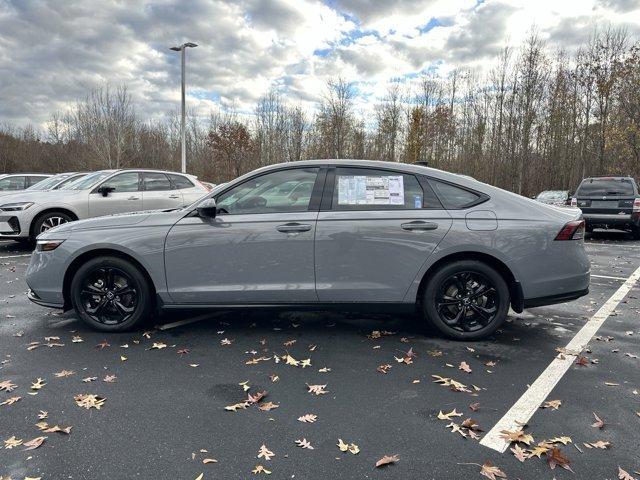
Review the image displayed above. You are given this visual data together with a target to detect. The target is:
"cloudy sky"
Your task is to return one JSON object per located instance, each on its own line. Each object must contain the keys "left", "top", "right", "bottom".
{"left": 0, "top": 0, "right": 639, "bottom": 128}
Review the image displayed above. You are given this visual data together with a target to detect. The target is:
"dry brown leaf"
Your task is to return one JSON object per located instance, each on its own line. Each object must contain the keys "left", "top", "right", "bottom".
{"left": 337, "top": 438, "right": 349, "bottom": 452}
{"left": 202, "top": 458, "right": 217, "bottom": 464}
{"left": 469, "top": 402, "right": 480, "bottom": 412}
{"left": 375, "top": 454, "right": 399, "bottom": 468}
{"left": 446, "top": 422, "right": 467, "bottom": 437}
{"left": 31, "top": 378, "right": 46, "bottom": 390}
{"left": 480, "top": 461, "right": 507, "bottom": 480}
{"left": 298, "top": 414, "right": 317, "bottom": 423}
{"left": 251, "top": 465, "right": 271, "bottom": 474}
{"left": 437, "top": 409, "right": 463, "bottom": 420}
{"left": 459, "top": 361, "right": 472, "bottom": 373}
{"left": 54, "top": 370, "right": 75, "bottom": 378}
{"left": 258, "top": 402, "right": 279, "bottom": 411}
{"left": 0, "top": 396, "right": 20, "bottom": 406}
{"left": 586, "top": 440, "right": 611, "bottom": 449}
{"left": 547, "top": 447, "right": 573, "bottom": 472}
{"left": 618, "top": 467, "right": 637, "bottom": 480}
{"left": 258, "top": 444, "right": 274, "bottom": 461}
{"left": 147, "top": 342, "right": 167, "bottom": 350}
{"left": 0, "top": 379, "right": 18, "bottom": 392}
{"left": 499, "top": 428, "right": 534, "bottom": 445}
{"left": 74, "top": 394, "right": 106, "bottom": 410}
{"left": 4, "top": 436, "right": 23, "bottom": 449}
{"left": 224, "top": 401, "right": 250, "bottom": 412}
{"left": 295, "top": 438, "right": 314, "bottom": 449}
{"left": 511, "top": 444, "right": 528, "bottom": 462}
{"left": 591, "top": 412, "right": 605, "bottom": 429}
{"left": 541, "top": 399, "right": 562, "bottom": 410}
{"left": 247, "top": 390, "right": 267, "bottom": 404}
{"left": 529, "top": 443, "right": 550, "bottom": 458}
{"left": 377, "top": 364, "right": 392, "bottom": 374}
{"left": 23, "top": 436, "right": 46, "bottom": 451}
{"left": 95, "top": 340, "right": 110, "bottom": 350}
{"left": 306, "top": 384, "right": 327, "bottom": 395}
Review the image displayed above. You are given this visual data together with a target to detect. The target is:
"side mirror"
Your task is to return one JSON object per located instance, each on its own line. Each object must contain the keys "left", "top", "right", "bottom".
{"left": 196, "top": 197, "right": 217, "bottom": 218}
{"left": 97, "top": 186, "right": 115, "bottom": 197}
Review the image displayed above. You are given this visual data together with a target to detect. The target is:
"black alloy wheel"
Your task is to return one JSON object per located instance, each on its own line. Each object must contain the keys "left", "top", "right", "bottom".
{"left": 423, "top": 260, "right": 509, "bottom": 340}
{"left": 70, "top": 256, "right": 152, "bottom": 331}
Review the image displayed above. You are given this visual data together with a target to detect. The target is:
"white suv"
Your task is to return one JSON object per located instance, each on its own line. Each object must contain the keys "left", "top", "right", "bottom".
{"left": 0, "top": 169, "right": 208, "bottom": 243}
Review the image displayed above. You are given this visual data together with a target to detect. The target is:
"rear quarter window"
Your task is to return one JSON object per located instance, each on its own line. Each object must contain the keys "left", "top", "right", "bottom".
{"left": 168, "top": 174, "right": 195, "bottom": 190}
{"left": 429, "top": 179, "right": 484, "bottom": 209}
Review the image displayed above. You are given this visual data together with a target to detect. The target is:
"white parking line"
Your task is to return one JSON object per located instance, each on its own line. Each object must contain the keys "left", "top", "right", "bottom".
{"left": 480, "top": 263, "right": 640, "bottom": 453}
{"left": 590, "top": 274, "right": 628, "bottom": 281}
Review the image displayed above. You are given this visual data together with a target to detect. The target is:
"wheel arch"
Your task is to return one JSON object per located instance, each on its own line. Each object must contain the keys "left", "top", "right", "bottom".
{"left": 62, "top": 248, "right": 157, "bottom": 310}
{"left": 30, "top": 207, "right": 79, "bottom": 239}
{"left": 416, "top": 251, "right": 524, "bottom": 313}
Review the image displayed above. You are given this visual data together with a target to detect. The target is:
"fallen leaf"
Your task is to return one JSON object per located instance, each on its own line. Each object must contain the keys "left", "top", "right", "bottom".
{"left": 437, "top": 409, "right": 463, "bottom": 420}
{"left": 82, "top": 377, "right": 98, "bottom": 383}
{"left": 257, "top": 444, "right": 274, "bottom": 461}
{"left": 480, "top": 461, "right": 507, "bottom": 480}
{"left": 375, "top": 454, "right": 399, "bottom": 468}
{"left": 252, "top": 465, "right": 271, "bottom": 475}
{"left": 298, "top": 414, "right": 317, "bottom": 423}
{"left": 38, "top": 410, "right": 48, "bottom": 419}
{"left": 499, "top": 428, "right": 534, "bottom": 445}
{"left": 258, "top": 402, "right": 279, "bottom": 411}
{"left": 4, "top": 436, "right": 23, "bottom": 449}
{"left": 247, "top": 391, "right": 267, "bottom": 404}
{"left": 377, "top": 364, "right": 392, "bottom": 374}
{"left": 295, "top": 438, "right": 314, "bottom": 449}
{"left": 306, "top": 384, "right": 327, "bottom": 395}
{"left": 585, "top": 440, "right": 611, "bottom": 449}
{"left": 23, "top": 436, "right": 46, "bottom": 451}
{"left": 459, "top": 361, "right": 472, "bottom": 373}
{"left": 147, "top": 342, "right": 167, "bottom": 350}
{"left": 103, "top": 374, "right": 117, "bottom": 383}
{"left": 95, "top": 340, "right": 110, "bottom": 350}
{"left": 54, "top": 370, "right": 75, "bottom": 378}
{"left": 202, "top": 458, "right": 217, "bottom": 464}
{"left": 337, "top": 438, "right": 349, "bottom": 452}
{"left": 74, "top": 394, "right": 106, "bottom": 410}
{"left": 541, "top": 399, "right": 562, "bottom": 410}
{"left": 511, "top": 444, "right": 528, "bottom": 462}
{"left": 547, "top": 447, "right": 573, "bottom": 472}
{"left": 469, "top": 402, "right": 480, "bottom": 412}
{"left": 0, "top": 379, "right": 18, "bottom": 392}
{"left": 618, "top": 467, "right": 637, "bottom": 480}
{"left": 31, "top": 378, "right": 46, "bottom": 390}
{"left": 591, "top": 412, "right": 605, "bottom": 429}
{"left": 224, "top": 402, "right": 250, "bottom": 412}
{"left": 0, "top": 396, "right": 20, "bottom": 406}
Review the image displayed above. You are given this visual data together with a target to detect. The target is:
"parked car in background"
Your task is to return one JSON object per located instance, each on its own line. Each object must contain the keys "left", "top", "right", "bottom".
{"left": 0, "top": 172, "right": 88, "bottom": 198}
{"left": 0, "top": 169, "right": 208, "bottom": 243}
{"left": 0, "top": 173, "right": 52, "bottom": 191}
{"left": 571, "top": 176, "right": 640, "bottom": 238}
{"left": 535, "top": 190, "right": 571, "bottom": 206}
{"left": 200, "top": 181, "right": 216, "bottom": 191}
{"left": 26, "top": 160, "right": 589, "bottom": 340}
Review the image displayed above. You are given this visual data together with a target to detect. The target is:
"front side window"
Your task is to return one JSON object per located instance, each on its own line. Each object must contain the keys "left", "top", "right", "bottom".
{"left": 54, "top": 174, "right": 86, "bottom": 189}
{"left": 429, "top": 179, "right": 482, "bottom": 209}
{"left": 63, "top": 171, "right": 113, "bottom": 190}
{"left": 26, "top": 176, "right": 48, "bottom": 187}
{"left": 143, "top": 172, "right": 172, "bottom": 191}
{"left": 98, "top": 172, "right": 140, "bottom": 193}
{"left": 216, "top": 168, "right": 319, "bottom": 215}
{"left": 331, "top": 168, "right": 427, "bottom": 210}
{"left": 0, "top": 176, "right": 26, "bottom": 190}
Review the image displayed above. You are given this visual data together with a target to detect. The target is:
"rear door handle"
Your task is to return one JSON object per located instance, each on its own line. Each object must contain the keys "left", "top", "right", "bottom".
{"left": 127, "top": 196, "right": 140, "bottom": 201}
{"left": 168, "top": 194, "right": 180, "bottom": 199}
{"left": 401, "top": 221, "right": 438, "bottom": 231}
{"left": 276, "top": 223, "right": 312, "bottom": 233}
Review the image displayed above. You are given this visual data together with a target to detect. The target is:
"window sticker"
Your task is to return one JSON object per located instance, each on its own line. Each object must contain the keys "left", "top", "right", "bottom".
{"left": 337, "top": 175, "right": 404, "bottom": 205}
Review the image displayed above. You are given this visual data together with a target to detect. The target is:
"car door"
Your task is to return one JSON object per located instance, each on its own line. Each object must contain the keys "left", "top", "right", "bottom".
{"left": 314, "top": 167, "right": 453, "bottom": 302}
{"left": 88, "top": 172, "right": 143, "bottom": 217}
{"left": 142, "top": 172, "right": 184, "bottom": 210}
{"left": 164, "top": 167, "right": 323, "bottom": 304}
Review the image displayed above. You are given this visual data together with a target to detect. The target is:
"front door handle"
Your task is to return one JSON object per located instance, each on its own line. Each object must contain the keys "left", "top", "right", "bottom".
{"left": 127, "top": 196, "right": 140, "bottom": 201}
{"left": 401, "top": 221, "right": 438, "bottom": 231}
{"left": 169, "top": 194, "right": 180, "bottom": 199}
{"left": 276, "top": 223, "right": 312, "bottom": 233}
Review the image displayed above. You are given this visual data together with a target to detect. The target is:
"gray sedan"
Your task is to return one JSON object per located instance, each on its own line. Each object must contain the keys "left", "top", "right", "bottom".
{"left": 25, "top": 160, "right": 590, "bottom": 340}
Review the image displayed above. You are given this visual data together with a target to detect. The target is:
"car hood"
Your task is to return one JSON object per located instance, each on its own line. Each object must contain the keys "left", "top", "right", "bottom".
{"left": 0, "top": 189, "right": 84, "bottom": 204}
{"left": 43, "top": 208, "right": 186, "bottom": 236}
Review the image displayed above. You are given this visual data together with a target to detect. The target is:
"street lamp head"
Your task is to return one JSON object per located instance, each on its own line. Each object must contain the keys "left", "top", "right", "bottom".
{"left": 184, "top": 42, "right": 198, "bottom": 48}
{"left": 169, "top": 46, "right": 182, "bottom": 51}
{"left": 170, "top": 42, "right": 198, "bottom": 51}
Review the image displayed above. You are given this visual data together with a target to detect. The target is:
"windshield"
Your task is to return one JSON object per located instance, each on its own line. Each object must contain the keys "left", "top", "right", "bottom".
{"left": 577, "top": 178, "right": 635, "bottom": 197}
{"left": 26, "top": 174, "right": 71, "bottom": 191}
{"left": 62, "top": 171, "right": 113, "bottom": 190}
{"left": 536, "top": 190, "right": 567, "bottom": 201}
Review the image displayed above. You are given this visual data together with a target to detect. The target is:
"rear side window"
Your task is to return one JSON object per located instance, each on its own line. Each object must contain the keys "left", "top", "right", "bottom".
{"left": 143, "top": 172, "right": 172, "bottom": 191}
{"left": 429, "top": 179, "right": 482, "bottom": 209}
{"left": 168, "top": 174, "right": 195, "bottom": 190}
{"left": 331, "top": 168, "right": 431, "bottom": 211}
{"left": 576, "top": 178, "right": 635, "bottom": 197}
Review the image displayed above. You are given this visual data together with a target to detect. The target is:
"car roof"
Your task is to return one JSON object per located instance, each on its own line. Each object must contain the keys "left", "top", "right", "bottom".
{"left": 112, "top": 168, "right": 198, "bottom": 178}
{"left": 584, "top": 176, "right": 634, "bottom": 180}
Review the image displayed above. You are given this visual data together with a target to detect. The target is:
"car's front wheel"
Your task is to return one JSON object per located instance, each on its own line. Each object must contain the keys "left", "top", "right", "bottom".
{"left": 70, "top": 256, "right": 152, "bottom": 331}
{"left": 422, "top": 260, "right": 509, "bottom": 340}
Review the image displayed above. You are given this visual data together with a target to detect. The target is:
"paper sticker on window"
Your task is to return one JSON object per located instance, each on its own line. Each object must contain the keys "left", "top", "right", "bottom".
{"left": 337, "top": 175, "right": 404, "bottom": 205}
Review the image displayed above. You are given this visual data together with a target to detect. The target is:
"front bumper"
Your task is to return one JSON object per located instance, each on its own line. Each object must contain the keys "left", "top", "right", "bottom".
{"left": 0, "top": 215, "right": 21, "bottom": 236}
{"left": 27, "top": 288, "right": 64, "bottom": 309}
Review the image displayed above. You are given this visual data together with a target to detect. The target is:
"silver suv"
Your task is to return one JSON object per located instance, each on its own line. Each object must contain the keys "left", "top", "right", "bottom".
{"left": 0, "top": 169, "right": 208, "bottom": 242}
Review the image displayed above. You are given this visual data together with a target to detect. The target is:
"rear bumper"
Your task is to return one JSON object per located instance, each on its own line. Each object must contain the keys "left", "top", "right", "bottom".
{"left": 524, "top": 288, "right": 589, "bottom": 309}
{"left": 583, "top": 213, "right": 640, "bottom": 228}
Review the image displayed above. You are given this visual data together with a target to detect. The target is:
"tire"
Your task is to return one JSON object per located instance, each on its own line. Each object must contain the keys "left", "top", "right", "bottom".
{"left": 632, "top": 227, "right": 640, "bottom": 240}
{"left": 31, "top": 211, "right": 74, "bottom": 241}
{"left": 422, "top": 260, "right": 510, "bottom": 340}
{"left": 70, "top": 256, "right": 153, "bottom": 332}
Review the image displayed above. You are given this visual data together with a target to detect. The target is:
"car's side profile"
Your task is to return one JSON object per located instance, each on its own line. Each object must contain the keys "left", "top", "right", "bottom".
{"left": 26, "top": 160, "right": 590, "bottom": 340}
{"left": 0, "top": 169, "right": 208, "bottom": 242}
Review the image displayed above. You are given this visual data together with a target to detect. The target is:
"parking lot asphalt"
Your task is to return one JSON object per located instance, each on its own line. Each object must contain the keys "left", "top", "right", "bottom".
{"left": 1, "top": 233, "right": 639, "bottom": 480}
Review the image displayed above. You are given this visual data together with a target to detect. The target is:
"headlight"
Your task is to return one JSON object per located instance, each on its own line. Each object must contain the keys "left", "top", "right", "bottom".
{"left": 36, "top": 239, "right": 65, "bottom": 252}
{"left": 0, "top": 202, "right": 34, "bottom": 211}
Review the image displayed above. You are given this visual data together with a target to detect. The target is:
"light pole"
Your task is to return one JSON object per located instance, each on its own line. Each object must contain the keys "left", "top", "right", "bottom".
{"left": 170, "top": 42, "right": 198, "bottom": 173}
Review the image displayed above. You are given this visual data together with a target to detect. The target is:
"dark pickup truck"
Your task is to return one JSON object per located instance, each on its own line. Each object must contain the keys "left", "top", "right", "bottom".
{"left": 571, "top": 176, "right": 640, "bottom": 238}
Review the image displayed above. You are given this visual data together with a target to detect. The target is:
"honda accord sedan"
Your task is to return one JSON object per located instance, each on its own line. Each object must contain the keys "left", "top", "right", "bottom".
{"left": 25, "top": 160, "right": 590, "bottom": 340}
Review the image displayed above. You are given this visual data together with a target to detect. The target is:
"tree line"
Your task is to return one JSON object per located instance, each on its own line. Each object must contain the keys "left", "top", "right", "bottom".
{"left": 1, "top": 27, "right": 639, "bottom": 197}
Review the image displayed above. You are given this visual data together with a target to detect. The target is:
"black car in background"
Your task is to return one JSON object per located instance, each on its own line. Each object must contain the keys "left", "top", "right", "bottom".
{"left": 571, "top": 176, "right": 640, "bottom": 238}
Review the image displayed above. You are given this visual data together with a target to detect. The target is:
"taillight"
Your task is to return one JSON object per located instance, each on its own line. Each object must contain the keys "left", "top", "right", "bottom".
{"left": 555, "top": 220, "right": 585, "bottom": 241}
{"left": 633, "top": 198, "right": 640, "bottom": 213}
{"left": 570, "top": 198, "right": 577, "bottom": 207}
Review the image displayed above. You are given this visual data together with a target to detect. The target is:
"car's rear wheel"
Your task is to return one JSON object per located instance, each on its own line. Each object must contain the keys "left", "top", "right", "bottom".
{"left": 70, "top": 256, "right": 152, "bottom": 331}
{"left": 422, "top": 260, "right": 509, "bottom": 340}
